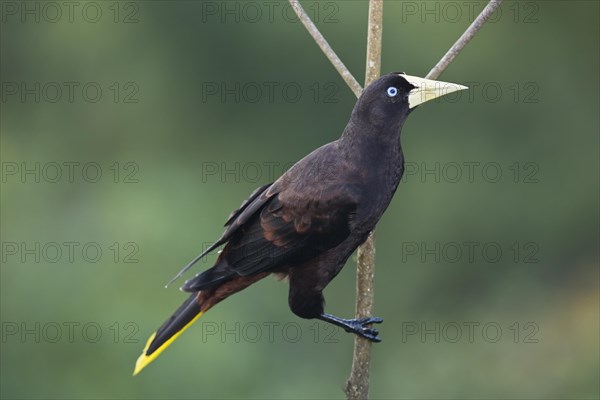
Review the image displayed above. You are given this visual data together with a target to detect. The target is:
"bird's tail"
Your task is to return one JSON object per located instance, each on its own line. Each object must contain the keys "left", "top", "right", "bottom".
{"left": 133, "top": 293, "right": 204, "bottom": 376}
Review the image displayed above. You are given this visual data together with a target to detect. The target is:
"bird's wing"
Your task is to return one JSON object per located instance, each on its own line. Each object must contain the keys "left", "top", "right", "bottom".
{"left": 182, "top": 143, "right": 363, "bottom": 290}
{"left": 217, "top": 180, "right": 359, "bottom": 276}
{"left": 182, "top": 181, "right": 358, "bottom": 291}
{"left": 223, "top": 183, "right": 273, "bottom": 227}
{"left": 201, "top": 182, "right": 279, "bottom": 254}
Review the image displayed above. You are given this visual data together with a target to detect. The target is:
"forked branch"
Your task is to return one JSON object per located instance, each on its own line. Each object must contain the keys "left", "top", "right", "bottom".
{"left": 289, "top": 0, "right": 504, "bottom": 398}
{"left": 288, "top": 0, "right": 363, "bottom": 97}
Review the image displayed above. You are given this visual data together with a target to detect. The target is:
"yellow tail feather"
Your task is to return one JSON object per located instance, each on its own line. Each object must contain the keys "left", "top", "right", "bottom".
{"left": 133, "top": 311, "right": 204, "bottom": 376}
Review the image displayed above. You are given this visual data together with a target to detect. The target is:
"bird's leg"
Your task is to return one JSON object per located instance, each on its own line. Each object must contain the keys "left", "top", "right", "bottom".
{"left": 318, "top": 313, "right": 383, "bottom": 342}
{"left": 287, "top": 265, "right": 383, "bottom": 342}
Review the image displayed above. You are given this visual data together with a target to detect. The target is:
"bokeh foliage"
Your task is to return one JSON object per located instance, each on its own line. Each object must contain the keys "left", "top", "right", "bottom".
{"left": 1, "top": 1, "right": 598, "bottom": 399}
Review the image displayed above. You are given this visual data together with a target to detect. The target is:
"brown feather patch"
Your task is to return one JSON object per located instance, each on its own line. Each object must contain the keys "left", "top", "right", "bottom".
{"left": 198, "top": 272, "right": 269, "bottom": 312}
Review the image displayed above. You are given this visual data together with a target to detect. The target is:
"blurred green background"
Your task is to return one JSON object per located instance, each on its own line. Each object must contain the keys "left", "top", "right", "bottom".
{"left": 1, "top": 1, "right": 598, "bottom": 399}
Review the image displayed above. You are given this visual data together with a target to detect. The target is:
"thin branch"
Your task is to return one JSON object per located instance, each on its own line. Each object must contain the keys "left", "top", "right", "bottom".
{"left": 344, "top": 1, "right": 383, "bottom": 399}
{"left": 426, "top": 0, "right": 504, "bottom": 80}
{"left": 290, "top": 1, "right": 502, "bottom": 399}
{"left": 288, "top": 0, "right": 363, "bottom": 98}
{"left": 363, "top": 0, "right": 384, "bottom": 87}
{"left": 345, "top": 232, "right": 377, "bottom": 399}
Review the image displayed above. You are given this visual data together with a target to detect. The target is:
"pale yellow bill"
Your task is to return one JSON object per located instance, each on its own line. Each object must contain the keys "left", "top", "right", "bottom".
{"left": 400, "top": 74, "right": 468, "bottom": 109}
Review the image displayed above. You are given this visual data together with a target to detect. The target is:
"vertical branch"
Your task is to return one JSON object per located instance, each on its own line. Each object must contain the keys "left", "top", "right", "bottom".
{"left": 364, "top": 0, "right": 384, "bottom": 86}
{"left": 344, "top": 231, "right": 377, "bottom": 400}
{"left": 344, "top": 1, "right": 383, "bottom": 399}
{"left": 288, "top": 1, "right": 502, "bottom": 398}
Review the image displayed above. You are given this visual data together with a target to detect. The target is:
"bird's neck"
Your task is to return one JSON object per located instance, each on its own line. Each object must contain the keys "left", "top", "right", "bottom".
{"left": 338, "top": 121, "right": 405, "bottom": 197}
{"left": 337, "top": 122, "right": 406, "bottom": 228}
{"left": 339, "top": 119, "right": 404, "bottom": 161}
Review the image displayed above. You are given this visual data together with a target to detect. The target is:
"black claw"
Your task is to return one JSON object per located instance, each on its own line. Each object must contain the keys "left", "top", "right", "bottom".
{"left": 365, "top": 328, "right": 379, "bottom": 336}
{"left": 358, "top": 329, "right": 381, "bottom": 342}
{"left": 364, "top": 334, "right": 382, "bottom": 343}
{"left": 358, "top": 317, "right": 383, "bottom": 325}
{"left": 348, "top": 318, "right": 383, "bottom": 342}
{"left": 319, "top": 314, "right": 384, "bottom": 343}
{"left": 355, "top": 316, "right": 383, "bottom": 342}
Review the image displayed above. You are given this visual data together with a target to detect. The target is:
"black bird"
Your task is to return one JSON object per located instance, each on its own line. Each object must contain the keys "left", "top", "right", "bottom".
{"left": 134, "top": 72, "right": 467, "bottom": 375}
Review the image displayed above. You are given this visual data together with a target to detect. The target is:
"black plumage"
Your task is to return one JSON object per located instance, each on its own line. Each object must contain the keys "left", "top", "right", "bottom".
{"left": 134, "top": 72, "right": 467, "bottom": 375}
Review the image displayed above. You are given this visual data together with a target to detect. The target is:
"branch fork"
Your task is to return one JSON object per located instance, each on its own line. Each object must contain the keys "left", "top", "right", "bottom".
{"left": 288, "top": 0, "right": 504, "bottom": 397}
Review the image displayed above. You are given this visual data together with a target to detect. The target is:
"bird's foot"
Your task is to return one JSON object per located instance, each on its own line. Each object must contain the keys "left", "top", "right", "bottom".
{"left": 318, "top": 314, "right": 383, "bottom": 342}
{"left": 343, "top": 317, "right": 383, "bottom": 342}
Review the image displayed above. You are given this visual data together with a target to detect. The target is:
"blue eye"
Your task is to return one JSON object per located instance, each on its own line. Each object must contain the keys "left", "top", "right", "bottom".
{"left": 386, "top": 86, "right": 398, "bottom": 97}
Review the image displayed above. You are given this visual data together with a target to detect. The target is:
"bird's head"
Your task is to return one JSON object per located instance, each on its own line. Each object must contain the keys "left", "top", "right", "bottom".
{"left": 349, "top": 72, "right": 468, "bottom": 133}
